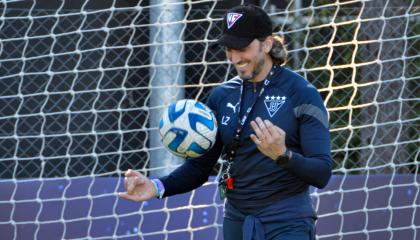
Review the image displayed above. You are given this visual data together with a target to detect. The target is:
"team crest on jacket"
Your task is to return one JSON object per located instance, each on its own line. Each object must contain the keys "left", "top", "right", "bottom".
{"left": 227, "top": 13, "right": 243, "bottom": 29}
{"left": 264, "top": 96, "right": 286, "bottom": 117}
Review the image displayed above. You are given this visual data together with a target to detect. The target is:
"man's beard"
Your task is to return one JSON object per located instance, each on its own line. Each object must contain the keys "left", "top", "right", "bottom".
{"left": 238, "top": 56, "right": 265, "bottom": 81}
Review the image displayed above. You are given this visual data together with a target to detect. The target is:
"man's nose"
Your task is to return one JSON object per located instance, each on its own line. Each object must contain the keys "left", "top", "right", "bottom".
{"left": 230, "top": 51, "right": 241, "bottom": 64}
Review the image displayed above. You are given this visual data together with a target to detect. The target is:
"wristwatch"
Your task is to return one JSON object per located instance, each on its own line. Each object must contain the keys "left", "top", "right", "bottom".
{"left": 274, "top": 149, "right": 293, "bottom": 166}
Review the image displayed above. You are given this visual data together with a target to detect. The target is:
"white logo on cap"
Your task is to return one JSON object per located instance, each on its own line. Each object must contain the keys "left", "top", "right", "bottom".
{"left": 227, "top": 13, "right": 243, "bottom": 29}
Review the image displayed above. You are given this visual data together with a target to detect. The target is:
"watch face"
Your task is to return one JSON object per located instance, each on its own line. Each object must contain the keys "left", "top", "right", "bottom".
{"left": 276, "top": 155, "right": 288, "bottom": 165}
{"left": 276, "top": 150, "right": 291, "bottom": 166}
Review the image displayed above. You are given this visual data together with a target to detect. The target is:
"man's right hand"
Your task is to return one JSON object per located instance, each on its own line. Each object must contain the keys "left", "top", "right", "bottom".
{"left": 118, "top": 169, "right": 157, "bottom": 202}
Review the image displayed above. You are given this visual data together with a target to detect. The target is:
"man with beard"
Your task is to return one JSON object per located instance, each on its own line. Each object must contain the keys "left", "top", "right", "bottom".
{"left": 119, "top": 4, "right": 332, "bottom": 240}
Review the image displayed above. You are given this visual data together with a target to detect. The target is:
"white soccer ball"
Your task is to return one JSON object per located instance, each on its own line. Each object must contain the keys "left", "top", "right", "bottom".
{"left": 159, "top": 99, "right": 218, "bottom": 158}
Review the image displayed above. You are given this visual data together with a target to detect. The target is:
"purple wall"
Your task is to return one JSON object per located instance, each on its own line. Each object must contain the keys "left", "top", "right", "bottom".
{"left": 1, "top": 174, "right": 418, "bottom": 239}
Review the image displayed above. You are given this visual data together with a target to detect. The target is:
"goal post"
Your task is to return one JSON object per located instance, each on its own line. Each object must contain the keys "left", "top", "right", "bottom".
{"left": 0, "top": 0, "right": 418, "bottom": 239}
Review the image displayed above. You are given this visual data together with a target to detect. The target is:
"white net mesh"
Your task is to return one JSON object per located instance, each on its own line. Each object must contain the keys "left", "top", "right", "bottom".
{"left": 0, "top": 0, "right": 418, "bottom": 239}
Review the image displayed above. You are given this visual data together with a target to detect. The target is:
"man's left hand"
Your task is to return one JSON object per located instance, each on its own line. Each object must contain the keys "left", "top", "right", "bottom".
{"left": 250, "top": 117, "right": 286, "bottom": 160}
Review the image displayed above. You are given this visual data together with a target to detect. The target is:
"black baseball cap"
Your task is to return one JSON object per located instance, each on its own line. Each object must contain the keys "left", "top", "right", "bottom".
{"left": 215, "top": 4, "right": 273, "bottom": 49}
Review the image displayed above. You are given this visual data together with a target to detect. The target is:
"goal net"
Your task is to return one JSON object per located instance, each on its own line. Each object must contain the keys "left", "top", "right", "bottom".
{"left": 0, "top": 0, "right": 418, "bottom": 239}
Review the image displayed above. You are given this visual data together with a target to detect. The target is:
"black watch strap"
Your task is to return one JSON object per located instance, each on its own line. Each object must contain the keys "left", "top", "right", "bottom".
{"left": 275, "top": 149, "right": 293, "bottom": 166}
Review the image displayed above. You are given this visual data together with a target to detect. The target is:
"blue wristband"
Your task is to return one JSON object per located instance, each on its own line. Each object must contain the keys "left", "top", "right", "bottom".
{"left": 151, "top": 179, "right": 165, "bottom": 199}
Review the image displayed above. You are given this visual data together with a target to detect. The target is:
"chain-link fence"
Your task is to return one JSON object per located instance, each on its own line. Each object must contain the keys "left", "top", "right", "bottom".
{"left": 0, "top": 1, "right": 418, "bottom": 179}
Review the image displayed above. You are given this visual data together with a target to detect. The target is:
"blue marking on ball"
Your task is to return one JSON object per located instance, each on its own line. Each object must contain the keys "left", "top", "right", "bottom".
{"left": 194, "top": 101, "right": 206, "bottom": 110}
{"left": 188, "top": 112, "right": 215, "bottom": 132}
{"left": 166, "top": 128, "right": 188, "bottom": 153}
{"left": 159, "top": 118, "right": 164, "bottom": 129}
{"left": 168, "top": 100, "right": 187, "bottom": 123}
{"left": 188, "top": 142, "right": 207, "bottom": 156}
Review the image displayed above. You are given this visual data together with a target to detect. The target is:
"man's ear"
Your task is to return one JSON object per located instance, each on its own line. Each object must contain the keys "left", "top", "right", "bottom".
{"left": 264, "top": 36, "right": 274, "bottom": 53}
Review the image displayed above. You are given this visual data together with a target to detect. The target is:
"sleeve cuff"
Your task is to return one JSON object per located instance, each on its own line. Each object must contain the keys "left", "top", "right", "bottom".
{"left": 286, "top": 150, "right": 302, "bottom": 170}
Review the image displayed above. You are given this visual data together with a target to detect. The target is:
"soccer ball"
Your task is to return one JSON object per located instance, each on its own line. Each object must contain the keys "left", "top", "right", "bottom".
{"left": 159, "top": 99, "right": 218, "bottom": 158}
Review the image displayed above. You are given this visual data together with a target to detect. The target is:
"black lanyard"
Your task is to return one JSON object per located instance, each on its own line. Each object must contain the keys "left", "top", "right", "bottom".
{"left": 219, "top": 77, "right": 272, "bottom": 193}
{"left": 225, "top": 78, "right": 271, "bottom": 161}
